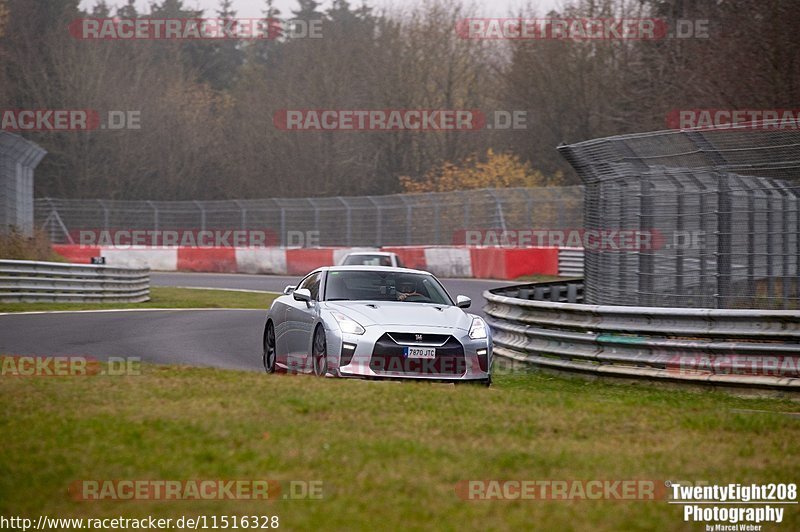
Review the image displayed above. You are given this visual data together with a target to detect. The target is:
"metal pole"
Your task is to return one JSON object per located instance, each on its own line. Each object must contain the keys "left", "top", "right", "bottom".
{"left": 638, "top": 178, "right": 655, "bottom": 307}
{"left": 280, "top": 207, "right": 286, "bottom": 246}
{"left": 717, "top": 173, "right": 732, "bottom": 309}
{"left": 98, "top": 200, "right": 109, "bottom": 232}
{"left": 487, "top": 189, "right": 506, "bottom": 231}
{"left": 307, "top": 198, "right": 320, "bottom": 241}
{"left": 233, "top": 200, "right": 246, "bottom": 232}
{"left": 434, "top": 201, "right": 440, "bottom": 245}
{"left": 399, "top": 195, "right": 412, "bottom": 245}
{"left": 193, "top": 201, "right": 206, "bottom": 232}
{"left": 665, "top": 172, "right": 686, "bottom": 307}
{"left": 336, "top": 197, "right": 351, "bottom": 247}
{"left": 774, "top": 180, "right": 793, "bottom": 309}
{"left": 147, "top": 201, "right": 159, "bottom": 233}
{"left": 767, "top": 189, "right": 775, "bottom": 302}
{"left": 367, "top": 196, "right": 381, "bottom": 247}
{"left": 523, "top": 188, "right": 532, "bottom": 227}
{"left": 462, "top": 190, "right": 470, "bottom": 235}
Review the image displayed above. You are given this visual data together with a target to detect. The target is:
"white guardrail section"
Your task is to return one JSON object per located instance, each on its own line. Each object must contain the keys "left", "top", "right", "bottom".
{"left": 557, "top": 247, "right": 584, "bottom": 277}
{"left": 0, "top": 259, "right": 150, "bottom": 303}
{"left": 484, "top": 280, "right": 800, "bottom": 391}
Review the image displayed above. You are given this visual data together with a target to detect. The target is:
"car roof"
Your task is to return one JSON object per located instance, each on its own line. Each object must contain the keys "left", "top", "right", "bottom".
{"left": 342, "top": 251, "right": 397, "bottom": 256}
{"left": 317, "top": 265, "right": 430, "bottom": 275}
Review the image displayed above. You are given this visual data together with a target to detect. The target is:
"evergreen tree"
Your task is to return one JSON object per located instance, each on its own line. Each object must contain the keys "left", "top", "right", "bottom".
{"left": 116, "top": 0, "right": 138, "bottom": 19}
{"left": 291, "top": 0, "right": 323, "bottom": 20}
{"left": 91, "top": 0, "right": 110, "bottom": 17}
{"left": 203, "top": 0, "right": 243, "bottom": 90}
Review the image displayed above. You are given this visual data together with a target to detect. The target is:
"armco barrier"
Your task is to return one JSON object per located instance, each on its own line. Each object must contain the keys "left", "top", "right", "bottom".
{"left": 484, "top": 279, "right": 800, "bottom": 392}
{"left": 557, "top": 247, "right": 584, "bottom": 277}
{"left": 52, "top": 245, "right": 572, "bottom": 279}
{"left": 0, "top": 259, "right": 149, "bottom": 303}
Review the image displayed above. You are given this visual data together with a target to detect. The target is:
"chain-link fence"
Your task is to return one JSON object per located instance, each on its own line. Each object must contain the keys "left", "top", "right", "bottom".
{"left": 36, "top": 186, "right": 584, "bottom": 247}
{"left": 559, "top": 124, "right": 800, "bottom": 310}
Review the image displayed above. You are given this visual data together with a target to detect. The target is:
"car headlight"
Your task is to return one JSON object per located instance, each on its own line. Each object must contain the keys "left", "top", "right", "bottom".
{"left": 331, "top": 311, "right": 365, "bottom": 335}
{"left": 469, "top": 316, "right": 488, "bottom": 340}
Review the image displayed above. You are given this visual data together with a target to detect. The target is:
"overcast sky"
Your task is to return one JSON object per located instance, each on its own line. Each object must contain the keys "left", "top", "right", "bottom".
{"left": 80, "top": 0, "right": 564, "bottom": 18}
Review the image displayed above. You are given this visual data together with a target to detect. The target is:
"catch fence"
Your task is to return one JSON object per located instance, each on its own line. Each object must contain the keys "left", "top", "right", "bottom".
{"left": 559, "top": 124, "right": 800, "bottom": 309}
{"left": 37, "top": 186, "right": 584, "bottom": 248}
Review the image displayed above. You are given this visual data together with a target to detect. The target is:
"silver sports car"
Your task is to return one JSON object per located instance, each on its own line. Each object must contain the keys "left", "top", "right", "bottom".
{"left": 261, "top": 266, "right": 492, "bottom": 385}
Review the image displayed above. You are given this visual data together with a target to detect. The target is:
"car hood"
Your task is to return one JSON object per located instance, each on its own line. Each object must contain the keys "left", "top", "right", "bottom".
{"left": 324, "top": 301, "right": 472, "bottom": 331}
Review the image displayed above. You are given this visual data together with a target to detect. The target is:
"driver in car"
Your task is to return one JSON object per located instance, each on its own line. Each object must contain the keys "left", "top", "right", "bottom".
{"left": 396, "top": 279, "right": 423, "bottom": 301}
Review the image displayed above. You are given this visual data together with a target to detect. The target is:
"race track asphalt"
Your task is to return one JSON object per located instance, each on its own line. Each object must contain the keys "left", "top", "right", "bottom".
{"left": 0, "top": 273, "right": 511, "bottom": 371}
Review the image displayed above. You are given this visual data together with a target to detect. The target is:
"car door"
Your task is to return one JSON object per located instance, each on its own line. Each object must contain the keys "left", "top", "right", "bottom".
{"left": 284, "top": 271, "right": 322, "bottom": 373}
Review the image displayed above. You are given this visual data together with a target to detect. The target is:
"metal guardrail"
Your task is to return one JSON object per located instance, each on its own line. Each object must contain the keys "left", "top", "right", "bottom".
{"left": 557, "top": 247, "right": 584, "bottom": 277}
{"left": 484, "top": 279, "right": 800, "bottom": 391}
{"left": 0, "top": 260, "right": 150, "bottom": 303}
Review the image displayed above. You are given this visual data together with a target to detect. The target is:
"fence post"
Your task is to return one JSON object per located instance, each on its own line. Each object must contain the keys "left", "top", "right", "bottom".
{"left": 308, "top": 198, "right": 320, "bottom": 241}
{"left": 278, "top": 207, "right": 286, "bottom": 246}
{"left": 337, "top": 197, "right": 351, "bottom": 247}
{"left": 367, "top": 196, "right": 381, "bottom": 247}
{"left": 522, "top": 188, "right": 532, "bottom": 226}
{"left": 767, "top": 189, "right": 776, "bottom": 301}
{"left": 716, "top": 173, "right": 732, "bottom": 308}
{"left": 399, "top": 195, "right": 412, "bottom": 245}
{"left": 487, "top": 189, "right": 506, "bottom": 232}
{"left": 147, "top": 201, "right": 159, "bottom": 234}
{"left": 233, "top": 200, "right": 246, "bottom": 233}
{"left": 98, "top": 200, "right": 109, "bottom": 232}
{"left": 774, "top": 180, "right": 794, "bottom": 309}
{"left": 434, "top": 201, "right": 440, "bottom": 245}
{"left": 744, "top": 176, "right": 756, "bottom": 299}
{"left": 637, "top": 178, "right": 655, "bottom": 307}
{"left": 193, "top": 201, "right": 206, "bottom": 233}
{"left": 462, "top": 190, "right": 470, "bottom": 234}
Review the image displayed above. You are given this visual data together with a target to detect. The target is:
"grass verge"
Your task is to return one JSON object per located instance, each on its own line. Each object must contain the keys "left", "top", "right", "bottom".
{"left": 0, "top": 287, "right": 277, "bottom": 313}
{"left": 0, "top": 365, "right": 797, "bottom": 530}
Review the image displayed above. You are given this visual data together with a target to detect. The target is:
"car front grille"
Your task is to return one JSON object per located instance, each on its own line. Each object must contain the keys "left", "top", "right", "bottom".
{"left": 385, "top": 332, "right": 450, "bottom": 346}
{"left": 370, "top": 333, "right": 466, "bottom": 376}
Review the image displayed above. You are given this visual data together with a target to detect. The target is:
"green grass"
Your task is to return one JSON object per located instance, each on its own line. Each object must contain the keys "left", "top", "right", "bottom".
{"left": 1, "top": 365, "right": 798, "bottom": 530}
{"left": 0, "top": 287, "right": 277, "bottom": 313}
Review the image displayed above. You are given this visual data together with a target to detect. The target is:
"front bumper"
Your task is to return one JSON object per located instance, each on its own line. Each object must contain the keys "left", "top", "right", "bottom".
{"left": 327, "top": 324, "right": 492, "bottom": 382}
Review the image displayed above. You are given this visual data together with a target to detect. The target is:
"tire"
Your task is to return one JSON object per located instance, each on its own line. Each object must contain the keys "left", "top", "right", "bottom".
{"left": 262, "top": 321, "right": 276, "bottom": 374}
{"left": 312, "top": 326, "right": 328, "bottom": 377}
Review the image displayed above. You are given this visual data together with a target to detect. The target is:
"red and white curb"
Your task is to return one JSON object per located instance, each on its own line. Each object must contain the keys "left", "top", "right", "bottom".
{"left": 53, "top": 245, "right": 578, "bottom": 280}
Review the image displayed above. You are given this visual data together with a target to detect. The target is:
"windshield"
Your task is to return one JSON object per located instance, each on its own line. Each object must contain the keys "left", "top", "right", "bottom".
{"left": 342, "top": 254, "right": 393, "bottom": 267}
{"left": 324, "top": 270, "right": 452, "bottom": 305}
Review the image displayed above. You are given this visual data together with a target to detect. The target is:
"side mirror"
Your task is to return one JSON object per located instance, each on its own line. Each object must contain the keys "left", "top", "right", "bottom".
{"left": 456, "top": 295, "right": 471, "bottom": 308}
{"left": 293, "top": 288, "right": 312, "bottom": 303}
{"left": 283, "top": 285, "right": 296, "bottom": 295}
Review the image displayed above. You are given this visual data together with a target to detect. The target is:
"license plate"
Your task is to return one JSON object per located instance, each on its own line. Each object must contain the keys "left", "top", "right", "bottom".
{"left": 404, "top": 346, "right": 436, "bottom": 359}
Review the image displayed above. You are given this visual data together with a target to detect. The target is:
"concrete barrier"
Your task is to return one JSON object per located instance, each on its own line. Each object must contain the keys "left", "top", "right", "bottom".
{"left": 234, "top": 248, "right": 288, "bottom": 274}
{"left": 101, "top": 247, "right": 178, "bottom": 271}
{"left": 177, "top": 247, "right": 236, "bottom": 272}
